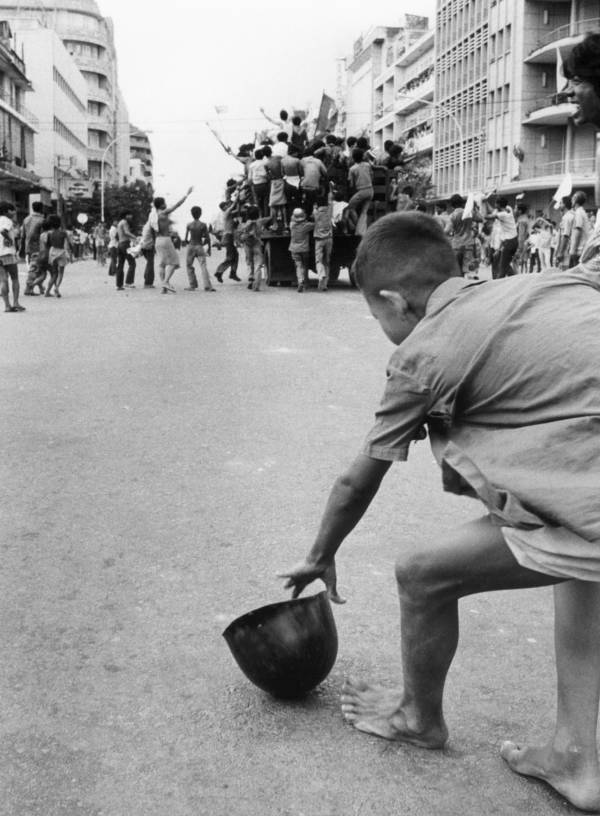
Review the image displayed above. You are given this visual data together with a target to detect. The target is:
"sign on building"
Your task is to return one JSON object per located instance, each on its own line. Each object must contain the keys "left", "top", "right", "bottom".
{"left": 65, "top": 180, "right": 93, "bottom": 199}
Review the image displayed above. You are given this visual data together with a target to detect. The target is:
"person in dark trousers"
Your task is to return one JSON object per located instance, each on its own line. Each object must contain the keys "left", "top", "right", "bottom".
{"left": 140, "top": 217, "right": 155, "bottom": 288}
{"left": 215, "top": 201, "right": 240, "bottom": 283}
{"left": 116, "top": 211, "right": 136, "bottom": 290}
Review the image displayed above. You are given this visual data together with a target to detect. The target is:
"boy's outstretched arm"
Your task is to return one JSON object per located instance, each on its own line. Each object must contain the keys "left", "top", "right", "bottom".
{"left": 280, "top": 454, "right": 391, "bottom": 603}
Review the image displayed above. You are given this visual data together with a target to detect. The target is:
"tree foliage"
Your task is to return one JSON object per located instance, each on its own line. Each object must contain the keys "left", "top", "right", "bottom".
{"left": 85, "top": 180, "right": 154, "bottom": 230}
{"left": 396, "top": 156, "right": 434, "bottom": 202}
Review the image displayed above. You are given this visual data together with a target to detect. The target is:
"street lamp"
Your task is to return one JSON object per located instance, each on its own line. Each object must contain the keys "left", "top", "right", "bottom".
{"left": 395, "top": 94, "right": 465, "bottom": 195}
{"left": 100, "top": 129, "right": 152, "bottom": 222}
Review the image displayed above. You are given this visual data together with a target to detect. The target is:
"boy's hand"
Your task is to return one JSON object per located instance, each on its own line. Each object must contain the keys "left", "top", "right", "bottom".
{"left": 279, "top": 559, "right": 346, "bottom": 604}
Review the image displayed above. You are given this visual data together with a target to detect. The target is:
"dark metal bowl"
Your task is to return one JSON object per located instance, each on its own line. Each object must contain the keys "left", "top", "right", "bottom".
{"left": 223, "top": 591, "right": 338, "bottom": 698}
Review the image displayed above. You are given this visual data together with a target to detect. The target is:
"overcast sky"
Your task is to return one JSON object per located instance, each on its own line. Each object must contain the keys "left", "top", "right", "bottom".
{"left": 98, "top": 0, "right": 436, "bottom": 225}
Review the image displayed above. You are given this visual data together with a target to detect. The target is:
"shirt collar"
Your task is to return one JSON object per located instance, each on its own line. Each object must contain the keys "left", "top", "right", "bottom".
{"left": 425, "top": 276, "right": 470, "bottom": 316}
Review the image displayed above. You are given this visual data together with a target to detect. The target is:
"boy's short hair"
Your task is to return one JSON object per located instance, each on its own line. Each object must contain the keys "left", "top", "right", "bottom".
{"left": 353, "top": 212, "right": 458, "bottom": 297}
{"left": 291, "top": 115, "right": 302, "bottom": 126}
{"left": 277, "top": 131, "right": 289, "bottom": 142}
{"left": 352, "top": 148, "right": 364, "bottom": 163}
{"left": 219, "top": 201, "right": 228, "bottom": 210}
{"left": 262, "top": 145, "right": 272, "bottom": 157}
{"left": 563, "top": 33, "right": 600, "bottom": 98}
{"left": 496, "top": 196, "right": 508, "bottom": 209}
{"left": 516, "top": 203, "right": 528, "bottom": 215}
{"left": 254, "top": 148, "right": 264, "bottom": 160}
{"left": 120, "top": 210, "right": 132, "bottom": 220}
{"left": 47, "top": 214, "right": 61, "bottom": 229}
{"left": 279, "top": 109, "right": 288, "bottom": 121}
{"left": 325, "top": 134, "right": 337, "bottom": 145}
{"left": 573, "top": 190, "right": 587, "bottom": 206}
{"left": 356, "top": 137, "right": 369, "bottom": 150}
{"left": 287, "top": 144, "right": 299, "bottom": 157}
{"left": 191, "top": 206, "right": 202, "bottom": 218}
{"left": 32, "top": 201, "right": 43, "bottom": 213}
{"left": 449, "top": 194, "right": 464, "bottom": 209}
{"left": 0, "top": 201, "right": 15, "bottom": 215}
{"left": 346, "top": 136, "right": 357, "bottom": 148}
{"left": 246, "top": 205, "right": 259, "bottom": 220}
{"left": 561, "top": 196, "right": 572, "bottom": 209}
{"left": 153, "top": 196, "right": 166, "bottom": 210}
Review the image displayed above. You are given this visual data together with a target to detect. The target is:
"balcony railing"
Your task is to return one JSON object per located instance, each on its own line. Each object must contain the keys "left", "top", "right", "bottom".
{"left": 87, "top": 87, "right": 112, "bottom": 105}
{"left": 530, "top": 17, "right": 600, "bottom": 53}
{"left": 87, "top": 146, "right": 113, "bottom": 163}
{"left": 530, "top": 158, "right": 595, "bottom": 178}
{"left": 0, "top": 89, "right": 38, "bottom": 128}
{"left": 73, "top": 53, "right": 112, "bottom": 76}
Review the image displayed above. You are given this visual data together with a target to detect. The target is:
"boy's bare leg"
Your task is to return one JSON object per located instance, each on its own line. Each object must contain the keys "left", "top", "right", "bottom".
{"left": 0, "top": 268, "right": 10, "bottom": 310}
{"left": 501, "top": 580, "right": 600, "bottom": 811}
{"left": 341, "top": 516, "right": 561, "bottom": 748}
{"left": 10, "top": 268, "right": 21, "bottom": 308}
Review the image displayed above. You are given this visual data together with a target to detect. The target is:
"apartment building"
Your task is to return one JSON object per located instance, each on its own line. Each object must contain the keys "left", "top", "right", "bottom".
{"left": 129, "top": 126, "right": 153, "bottom": 187}
{"left": 15, "top": 21, "right": 89, "bottom": 209}
{"left": 372, "top": 25, "right": 434, "bottom": 170}
{"left": 0, "top": 21, "right": 42, "bottom": 210}
{"left": 0, "top": 0, "right": 131, "bottom": 185}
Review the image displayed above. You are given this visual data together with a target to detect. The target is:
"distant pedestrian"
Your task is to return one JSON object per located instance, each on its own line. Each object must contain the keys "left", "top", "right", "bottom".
{"left": 570, "top": 191, "right": 591, "bottom": 267}
{"left": 554, "top": 196, "right": 575, "bottom": 270}
{"left": 288, "top": 207, "right": 314, "bottom": 292}
{"left": 214, "top": 200, "right": 241, "bottom": 283}
{"left": 0, "top": 201, "right": 24, "bottom": 313}
{"left": 150, "top": 187, "right": 193, "bottom": 293}
{"left": 93, "top": 221, "right": 108, "bottom": 267}
{"left": 139, "top": 218, "right": 155, "bottom": 288}
{"left": 108, "top": 219, "right": 118, "bottom": 277}
{"left": 116, "top": 211, "right": 137, "bottom": 290}
{"left": 45, "top": 214, "right": 72, "bottom": 298}
{"left": 485, "top": 196, "right": 518, "bottom": 278}
{"left": 184, "top": 206, "right": 214, "bottom": 292}
{"left": 22, "top": 201, "right": 45, "bottom": 296}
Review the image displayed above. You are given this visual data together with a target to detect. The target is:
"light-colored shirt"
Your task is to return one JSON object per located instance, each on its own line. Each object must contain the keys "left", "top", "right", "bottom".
{"left": 363, "top": 273, "right": 600, "bottom": 543}
{"left": 571, "top": 206, "right": 591, "bottom": 255}
{"left": 349, "top": 161, "right": 373, "bottom": 191}
{"left": 272, "top": 141, "right": 289, "bottom": 158}
{"left": 22, "top": 212, "right": 44, "bottom": 254}
{"left": 248, "top": 159, "right": 268, "bottom": 185}
{"left": 493, "top": 208, "right": 517, "bottom": 241}
{"left": 0, "top": 215, "right": 15, "bottom": 257}
{"left": 301, "top": 157, "right": 327, "bottom": 190}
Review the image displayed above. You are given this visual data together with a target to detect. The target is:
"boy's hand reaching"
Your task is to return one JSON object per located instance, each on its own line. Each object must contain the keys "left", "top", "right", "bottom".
{"left": 279, "top": 559, "right": 346, "bottom": 604}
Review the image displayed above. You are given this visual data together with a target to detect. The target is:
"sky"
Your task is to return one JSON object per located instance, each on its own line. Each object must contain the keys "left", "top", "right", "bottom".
{"left": 97, "top": 0, "right": 436, "bottom": 226}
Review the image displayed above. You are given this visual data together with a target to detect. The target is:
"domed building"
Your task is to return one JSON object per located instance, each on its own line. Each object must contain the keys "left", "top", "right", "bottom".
{"left": 0, "top": 0, "right": 131, "bottom": 184}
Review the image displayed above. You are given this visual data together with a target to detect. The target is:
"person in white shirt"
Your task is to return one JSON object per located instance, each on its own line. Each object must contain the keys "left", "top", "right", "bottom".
{"left": 0, "top": 201, "right": 23, "bottom": 312}
{"left": 555, "top": 197, "right": 575, "bottom": 269}
{"left": 248, "top": 148, "right": 269, "bottom": 216}
{"left": 272, "top": 132, "right": 289, "bottom": 158}
{"left": 107, "top": 219, "right": 118, "bottom": 277}
{"left": 485, "top": 196, "right": 518, "bottom": 278}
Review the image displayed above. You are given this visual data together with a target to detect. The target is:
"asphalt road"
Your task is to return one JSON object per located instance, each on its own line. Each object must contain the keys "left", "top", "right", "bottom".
{"left": 1, "top": 253, "right": 571, "bottom": 816}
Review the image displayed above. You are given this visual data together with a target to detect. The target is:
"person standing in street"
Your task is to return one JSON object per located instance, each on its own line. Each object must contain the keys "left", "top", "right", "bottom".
{"left": 44, "top": 214, "right": 72, "bottom": 299}
{"left": 107, "top": 218, "right": 118, "bottom": 277}
{"left": 486, "top": 197, "right": 518, "bottom": 278}
{"left": 116, "top": 211, "right": 137, "bottom": 290}
{"left": 184, "top": 206, "right": 214, "bottom": 292}
{"left": 139, "top": 217, "right": 155, "bottom": 288}
{"left": 151, "top": 187, "right": 193, "bottom": 293}
{"left": 569, "top": 191, "right": 591, "bottom": 268}
{"left": 0, "top": 201, "right": 24, "bottom": 312}
{"left": 214, "top": 200, "right": 241, "bottom": 283}
{"left": 93, "top": 221, "right": 108, "bottom": 267}
{"left": 22, "top": 201, "right": 45, "bottom": 296}
{"left": 554, "top": 197, "right": 575, "bottom": 270}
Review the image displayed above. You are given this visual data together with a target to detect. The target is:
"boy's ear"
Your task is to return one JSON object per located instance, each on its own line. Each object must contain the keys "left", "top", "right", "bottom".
{"left": 379, "top": 289, "right": 408, "bottom": 311}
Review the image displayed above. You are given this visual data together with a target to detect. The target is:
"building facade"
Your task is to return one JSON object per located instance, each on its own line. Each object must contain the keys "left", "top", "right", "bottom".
{"left": 0, "top": 0, "right": 131, "bottom": 186}
{"left": 129, "top": 126, "right": 153, "bottom": 187}
{"left": 14, "top": 21, "right": 88, "bottom": 210}
{"left": 0, "top": 21, "right": 42, "bottom": 210}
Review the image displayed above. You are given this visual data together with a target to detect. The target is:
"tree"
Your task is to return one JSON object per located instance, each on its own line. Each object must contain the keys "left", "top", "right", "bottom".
{"left": 86, "top": 179, "right": 154, "bottom": 230}
{"left": 395, "top": 156, "right": 434, "bottom": 202}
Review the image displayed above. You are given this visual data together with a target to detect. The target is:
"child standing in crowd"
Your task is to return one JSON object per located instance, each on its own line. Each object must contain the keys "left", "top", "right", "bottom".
{"left": 93, "top": 221, "right": 108, "bottom": 267}
{"left": 45, "top": 215, "right": 72, "bottom": 298}
{"left": 346, "top": 148, "right": 373, "bottom": 236}
{"left": 0, "top": 201, "right": 24, "bottom": 313}
{"left": 108, "top": 218, "right": 118, "bottom": 277}
{"left": 288, "top": 207, "right": 314, "bottom": 292}
{"left": 313, "top": 191, "right": 333, "bottom": 292}
{"left": 184, "top": 206, "right": 214, "bottom": 292}
{"left": 116, "top": 211, "right": 137, "bottom": 290}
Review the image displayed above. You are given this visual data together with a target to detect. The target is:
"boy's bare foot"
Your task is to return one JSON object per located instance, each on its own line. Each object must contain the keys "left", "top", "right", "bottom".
{"left": 340, "top": 679, "right": 448, "bottom": 748}
{"left": 501, "top": 740, "right": 600, "bottom": 812}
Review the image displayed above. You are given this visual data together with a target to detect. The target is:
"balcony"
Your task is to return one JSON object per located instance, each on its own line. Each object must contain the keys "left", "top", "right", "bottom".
{"left": 403, "top": 132, "right": 434, "bottom": 155}
{"left": 395, "top": 75, "right": 435, "bottom": 113}
{"left": 485, "top": 157, "right": 596, "bottom": 194}
{"left": 523, "top": 93, "right": 576, "bottom": 126}
{"left": 87, "top": 146, "right": 113, "bottom": 163}
{"left": 62, "top": 27, "right": 110, "bottom": 49}
{"left": 0, "top": 89, "right": 38, "bottom": 129}
{"left": 87, "top": 87, "right": 112, "bottom": 105}
{"left": 88, "top": 113, "right": 113, "bottom": 135}
{"left": 526, "top": 17, "right": 600, "bottom": 63}
{"left": 72, "top": 53, "right": 112, "bottom": 76}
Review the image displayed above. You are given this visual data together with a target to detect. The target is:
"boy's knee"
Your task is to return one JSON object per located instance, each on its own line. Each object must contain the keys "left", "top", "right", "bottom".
{"left": 395, "top": 547, "right": 445, "bottom": 602}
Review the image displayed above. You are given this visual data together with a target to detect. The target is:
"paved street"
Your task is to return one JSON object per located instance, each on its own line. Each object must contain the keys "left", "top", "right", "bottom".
{"left": 2, "top": 254, "right": 567, "bottom": 816}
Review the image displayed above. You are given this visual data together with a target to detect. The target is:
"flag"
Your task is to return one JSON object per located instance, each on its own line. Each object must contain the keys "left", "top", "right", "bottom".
{"left": 315, "top": 93, "right": 337, "bottom": 135}
{"left": 552, "top": 172, "right": 572, "bottom": 208}
{"left": 556, "top": 48, "right": 568, "bottom": 94}
{"left": 214, "top": 105, "right": 228, "bottom": 115}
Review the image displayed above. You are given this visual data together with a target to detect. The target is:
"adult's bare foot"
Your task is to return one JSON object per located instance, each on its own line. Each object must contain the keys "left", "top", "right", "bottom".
{"left": 340, "top": 679, "right": 448, "bottom": 748}
{"left": 501, "top": 740, "right": 600, "bottom": 812}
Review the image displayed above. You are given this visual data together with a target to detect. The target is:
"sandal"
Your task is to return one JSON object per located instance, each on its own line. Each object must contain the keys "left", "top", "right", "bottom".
{"left": 12, "top": 305, "right": 25, "bottom": 311}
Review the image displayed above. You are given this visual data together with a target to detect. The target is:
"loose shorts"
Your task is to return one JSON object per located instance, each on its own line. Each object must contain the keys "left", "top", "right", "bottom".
{"left": 155, "top": 235, "right": 180, "bottom": 267}
{"left": 503, "top": 524, "right": 600, "bottom": 582}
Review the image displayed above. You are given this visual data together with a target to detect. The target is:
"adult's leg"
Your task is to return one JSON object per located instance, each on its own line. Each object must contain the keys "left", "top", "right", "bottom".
{"left": 108, "top": 247, "right": 117, "bottom": 277}
{"left": 355, "top": 192, "right": 373, "bottom": 236}
{"left": 116, "top": 247, "right": 126, "bottom": 289}
{"left": 229, "top": 237, "right": 240, "bottom": 279}
{"left": 215, "top": 234, "right": 233, "bottom": 281}
{"left": 164, "top": 261, "right": 179, "bottom": 287}
{"left": 341, "top": 515, "right": 561, "bottom": 747}
{"left": 45, "top": 260, "right": 58, "bottom": 296}
{"left": 197, "top": 250, "right": 213, "bottom": 290}
{"left": 0, "top": 266, "right": 10, "bottom": 310}
{"left": 291, "top": 252, "right": 305, "bottom": 289}
{"left": 7, "top": 265, "right": 22, "bottom": 309}
{"left": 501, "top": 580, "right": 600, "bottom": 811}
{"left": 125, "top": 255, "right": 136, "bottom": 286}
{"left": 143, "top": 249, "right": 155, "bottom": 286}
{"left": 55, "top": 264, "right": 65, "bottom": 296}
{"left": 500, "top": 237, "right": 518, "bottom": 277}
{"left": 186, "top": 245, "right": 198, "bottom": 288}
{"left": 24, "top": 253, "right": 39, "bottom": 294}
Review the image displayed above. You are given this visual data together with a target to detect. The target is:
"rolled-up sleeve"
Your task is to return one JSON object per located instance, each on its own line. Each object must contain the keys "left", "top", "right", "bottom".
{"left": 362, "top": 366, "right": 431, "bottom": 462}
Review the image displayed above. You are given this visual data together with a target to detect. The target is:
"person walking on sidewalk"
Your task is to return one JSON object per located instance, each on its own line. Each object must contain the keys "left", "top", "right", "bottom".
{"left": 22, "top": 201, "right": 45, "bottom": 296}
{"left": 184, "top": 206, "right": 214, "bottom": 291}
{"left": 214, "top": 201, "right": 241, "bottom": 283}
{"left": 151, "top": 187, "right": 193, "bottom": 293}
{"left": 45, "top": 215, "right": 72, "bottom": 298}
{"left": 0, "top": 201, "right": 24, "bottom": 312}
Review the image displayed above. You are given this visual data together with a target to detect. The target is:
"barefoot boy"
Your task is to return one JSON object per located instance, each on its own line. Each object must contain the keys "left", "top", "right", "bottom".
{"left": 281, "top": 212, "right": 600, "bottom": 813}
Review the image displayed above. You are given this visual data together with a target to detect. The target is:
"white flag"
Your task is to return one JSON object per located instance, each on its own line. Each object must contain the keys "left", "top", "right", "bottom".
{"left": 552, "top": 172, "right": 572, "bottom": 208}
{"left": 556, "top": 48, "right": 568, "bottom": 94}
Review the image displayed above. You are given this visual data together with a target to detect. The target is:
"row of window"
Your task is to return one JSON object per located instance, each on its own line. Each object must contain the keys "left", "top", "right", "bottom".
{"left": 53, "top": 67, "right": 86, "bottom": 114}
{"left": 489, "top": 24, "right": 512, "bottom": 63}
{"left": 53, "top": 116, "right": 86, "bottom": 154}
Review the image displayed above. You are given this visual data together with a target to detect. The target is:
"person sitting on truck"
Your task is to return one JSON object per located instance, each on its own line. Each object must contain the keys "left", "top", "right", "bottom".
{"left": 282, "top": 145, "right": 304, "bottom": 221}
{"left": 346, "top": 148, "right": 374, "bottom": 236}
{"left": 273, "top": 132, "right": 289, "bottom": 158}
{"left": 301, "top": 149, "right": 328, "bottom": 219}
{"left": 249, "top": 148, "right": 270, "bottom": 217}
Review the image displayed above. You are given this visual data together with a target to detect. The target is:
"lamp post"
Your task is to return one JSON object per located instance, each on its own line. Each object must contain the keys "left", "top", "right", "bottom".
{"left": 395, "top": 94, "right": 465, "bottom": 195}
{"left": 100, "top": 130, "right": 151, "bottom": 223}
